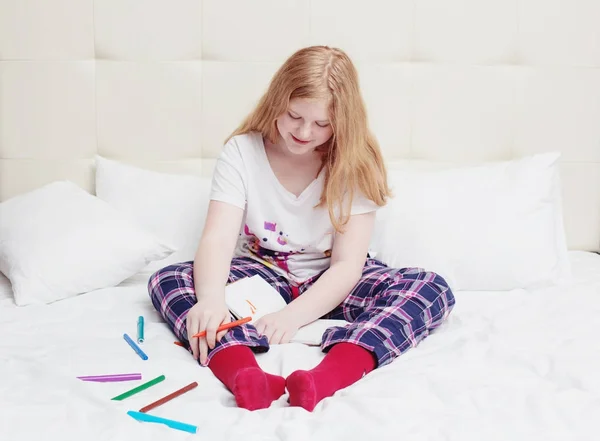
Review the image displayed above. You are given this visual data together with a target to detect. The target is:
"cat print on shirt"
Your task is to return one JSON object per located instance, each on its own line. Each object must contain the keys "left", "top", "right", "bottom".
{"left": 241, "top": 221, "right": 331, "bottom": 272}
{"left": 242, "top": 222, "right": 296, "bottom": 273}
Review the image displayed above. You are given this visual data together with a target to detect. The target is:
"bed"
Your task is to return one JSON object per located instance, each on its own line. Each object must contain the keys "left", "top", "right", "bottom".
{"left": 1, "top": 251, "right": 599, "bottom": 440}
{"left": 1, "top": 1, "right": 599, "bottom": 440}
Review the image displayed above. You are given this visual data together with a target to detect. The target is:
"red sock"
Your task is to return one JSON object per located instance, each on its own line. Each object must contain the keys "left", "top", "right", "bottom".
{"left": 208, "top": 345, "right": 285, "bottom": 411}
{"left": 286, "top": 343, "right": 377, "bottom": 411}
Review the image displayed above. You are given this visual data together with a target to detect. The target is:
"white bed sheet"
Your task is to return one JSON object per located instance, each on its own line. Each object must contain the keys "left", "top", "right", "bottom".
{"left": 1, "top": 251, "right": 599, "bottom": 441}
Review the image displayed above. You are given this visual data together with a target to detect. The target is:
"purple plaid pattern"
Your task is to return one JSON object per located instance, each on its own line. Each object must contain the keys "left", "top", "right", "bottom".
{"left": 148, "top": 257, "right": 455, "bottom": 367}
{"left": 320, "top": 259, "right": 455, "bottom": 366}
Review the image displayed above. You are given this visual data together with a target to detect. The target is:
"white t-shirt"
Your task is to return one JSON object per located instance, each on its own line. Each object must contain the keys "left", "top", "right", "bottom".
{"left": 209, "top": 132, "right": 378, "bottom": 284}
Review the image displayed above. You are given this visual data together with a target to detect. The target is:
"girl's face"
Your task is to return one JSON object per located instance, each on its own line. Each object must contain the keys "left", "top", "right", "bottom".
{"left": 276, "top": 98, "right": 334, "bottom": 156}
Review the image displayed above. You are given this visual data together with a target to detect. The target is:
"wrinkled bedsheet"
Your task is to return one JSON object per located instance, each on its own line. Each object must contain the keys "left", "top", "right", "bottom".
{"left": 1, "top": 251, "right": 599, "bottom": 441}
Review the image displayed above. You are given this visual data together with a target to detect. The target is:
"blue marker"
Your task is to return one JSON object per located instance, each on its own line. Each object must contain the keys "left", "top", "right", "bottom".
{"left": 123, "top": 333, "right": 148, "bottom": 360}
{"left": 137, "top": 316, "right": 144, "bottom": 344}
{"left": 127, "top": 410, "right": 197, "bottom": 434}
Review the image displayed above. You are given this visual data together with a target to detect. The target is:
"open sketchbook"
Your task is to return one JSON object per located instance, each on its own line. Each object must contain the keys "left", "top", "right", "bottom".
{"left": 225, "top": 275, "right": 350, "bottom": 346}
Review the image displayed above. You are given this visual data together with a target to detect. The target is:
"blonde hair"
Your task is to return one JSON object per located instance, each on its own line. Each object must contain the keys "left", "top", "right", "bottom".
{"left": 228, "top": 46, "right": 391, "bottom": 232}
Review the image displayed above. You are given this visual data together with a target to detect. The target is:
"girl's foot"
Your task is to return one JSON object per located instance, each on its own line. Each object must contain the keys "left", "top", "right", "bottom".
{"left": 286, "top": 343, "right": 376, "bottom": 411}
{"left": 209, "top": 345, "right": 285, "bottom": 410}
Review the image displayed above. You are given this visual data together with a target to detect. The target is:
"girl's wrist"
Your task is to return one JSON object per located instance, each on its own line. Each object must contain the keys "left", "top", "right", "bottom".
{"left": 282, "top": 302, "right": 313, "bottom": 329}
{"left": 194, "top": 284, "right": 225, "bottom": 301}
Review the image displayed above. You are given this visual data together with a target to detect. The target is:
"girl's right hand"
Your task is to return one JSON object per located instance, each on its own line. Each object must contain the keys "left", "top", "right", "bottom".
{"left": 186, "top": 295, "right": 231, "bottom": 366}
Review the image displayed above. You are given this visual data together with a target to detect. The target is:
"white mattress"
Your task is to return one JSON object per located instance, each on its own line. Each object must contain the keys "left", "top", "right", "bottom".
{"left": 1, "top": 251, "right": 599, "bottom": 441}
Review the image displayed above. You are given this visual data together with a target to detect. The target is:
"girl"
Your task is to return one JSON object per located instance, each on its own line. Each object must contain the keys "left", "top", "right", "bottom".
{"left": 148, "top": 46, "right": 455, "bottom": 412}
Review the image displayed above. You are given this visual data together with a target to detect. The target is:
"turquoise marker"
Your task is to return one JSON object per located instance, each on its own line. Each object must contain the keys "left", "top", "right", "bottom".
{"left": 127, "top": 410, "right": 197, "bottom": 434}
{"left": 137, "top": 316, "right": 144, "bottom": 344}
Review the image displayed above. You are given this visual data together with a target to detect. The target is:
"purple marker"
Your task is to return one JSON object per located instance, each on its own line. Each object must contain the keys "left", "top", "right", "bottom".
{"left": 77, "top": 373, "right": 142, "bottom": 382}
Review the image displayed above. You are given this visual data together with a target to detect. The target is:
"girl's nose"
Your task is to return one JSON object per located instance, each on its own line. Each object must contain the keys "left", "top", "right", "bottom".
{"left": 299, "top": 122, "right": 311, "bottom": 140}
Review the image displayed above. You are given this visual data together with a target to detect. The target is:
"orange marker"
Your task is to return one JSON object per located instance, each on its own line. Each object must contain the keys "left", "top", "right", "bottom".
{"left": 192, "top": 316, "right": 252, "bottom": 339}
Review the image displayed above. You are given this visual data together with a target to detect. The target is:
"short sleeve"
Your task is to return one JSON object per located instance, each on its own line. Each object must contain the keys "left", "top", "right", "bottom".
{"left": 209, "top": 138, "right": 247, "bottom": 210}
{"left": 350, "top": 190, "right": 380, "bottom": 215}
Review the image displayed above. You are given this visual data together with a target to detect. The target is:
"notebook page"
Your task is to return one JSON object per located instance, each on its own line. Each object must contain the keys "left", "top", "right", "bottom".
{"left": 225, "top": 275, "right": 287, "bottom": 322}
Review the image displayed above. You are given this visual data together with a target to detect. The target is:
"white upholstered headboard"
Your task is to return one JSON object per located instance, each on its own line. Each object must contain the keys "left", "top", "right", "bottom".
{"left": 0, "top": 1, "right": 598, "bottom": 251}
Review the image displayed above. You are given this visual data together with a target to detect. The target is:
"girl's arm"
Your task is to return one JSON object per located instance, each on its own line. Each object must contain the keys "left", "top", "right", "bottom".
{"left": 193, "top": 200, "right": 244, "bottom": 299}
{"left": 282, "top": 211, "right": 376, "bottom": 325}
{"left": 189, "top": 200, "right": 244, "bottom": 364}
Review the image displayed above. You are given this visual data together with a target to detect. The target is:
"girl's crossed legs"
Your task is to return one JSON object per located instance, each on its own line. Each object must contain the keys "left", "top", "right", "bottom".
{"left": 148, "top": 257, "right": 455, "bottom": 411}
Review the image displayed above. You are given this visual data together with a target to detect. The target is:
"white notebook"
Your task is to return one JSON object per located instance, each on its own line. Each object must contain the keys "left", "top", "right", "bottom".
{"left": 225, "top": 275, "right": 350, "bottom": 346}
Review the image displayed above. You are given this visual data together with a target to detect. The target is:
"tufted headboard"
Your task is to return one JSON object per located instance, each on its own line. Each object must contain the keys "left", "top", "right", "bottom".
{"left": 0, "top": 0, "right": 598, "bottom": 251}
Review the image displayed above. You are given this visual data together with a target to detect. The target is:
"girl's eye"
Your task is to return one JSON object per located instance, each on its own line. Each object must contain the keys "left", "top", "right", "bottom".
{"left": 316, "top": 122, "right": 330, "bottom": 128}
{"left": 288, "top": 112, "right": 301, "bottom": 120}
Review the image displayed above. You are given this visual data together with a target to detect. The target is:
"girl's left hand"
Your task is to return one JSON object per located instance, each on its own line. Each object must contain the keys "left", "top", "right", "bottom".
{"left": 254, "top": 310, "right": 301, "bottom": 345}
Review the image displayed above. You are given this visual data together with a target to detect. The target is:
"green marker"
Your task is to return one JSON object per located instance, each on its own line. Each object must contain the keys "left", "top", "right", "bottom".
{"left": 137, "top": 316, "right": 144, "bottom": 343}
{"left": 111, "top": 375, "right": 165, "bottom": 401}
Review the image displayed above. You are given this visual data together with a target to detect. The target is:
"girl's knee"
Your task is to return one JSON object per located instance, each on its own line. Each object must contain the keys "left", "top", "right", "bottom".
{"left": 397, "top": 267, "right": 452, "bottom": 292}
{"left": 427, "top": 270, "right": 452, "bottom": 293}
{"left": 419, "top": 271, "right": 456, "bottom": 316}
{"left": 389, "top": 268, "right": 455, "bottom": 313}
{"left": 147, "top": 262, "right": 194, "bottom": 300}
{"left": 423, "top": 271, "right": 455, "bottom": 306}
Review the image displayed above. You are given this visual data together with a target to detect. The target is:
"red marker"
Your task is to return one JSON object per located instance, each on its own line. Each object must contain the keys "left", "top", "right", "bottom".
{"left": 139, "top": 382, "right": 198, "bottom": 413}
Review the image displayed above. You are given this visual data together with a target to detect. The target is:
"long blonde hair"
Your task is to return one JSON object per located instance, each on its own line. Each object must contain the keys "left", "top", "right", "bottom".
{"left": 228, "top": 46, "right": 391, "bottom": 232}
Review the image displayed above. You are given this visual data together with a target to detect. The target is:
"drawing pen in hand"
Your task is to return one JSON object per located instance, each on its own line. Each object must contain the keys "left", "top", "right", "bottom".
{"left": 192, "top": 316, "right": 252, "bottom": 338}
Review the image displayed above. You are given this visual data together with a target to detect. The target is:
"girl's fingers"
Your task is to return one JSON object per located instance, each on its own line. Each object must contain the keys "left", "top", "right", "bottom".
{"left": 254, "top": 319, "right": 266, "bottom": 336}
{"left": 199, "top": 339, "right": 209, "bottom": 366}
{"left": 270, "top": 329, "right": 284, "bottom": 345}
{"left": 198, "top": 316, "right": 209, "bottom": 366}
{"left": 216, "top": 314, "right": 231, "bottom": 342}
{"left": 187, "top": 316, "right": 200, "bottom": 360}
{"left": 262, "top": 325, "right": 276, "bottom": 344}
{"left": 204, "top": 315, "right": 221, "bottom": 350}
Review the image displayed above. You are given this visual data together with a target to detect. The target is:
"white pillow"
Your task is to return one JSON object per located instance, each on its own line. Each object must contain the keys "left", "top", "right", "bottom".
{"left": 370, "top": 152, "right": 570, "bottom": 291}
{"left": 0, "top": 181, "right": 174, "bottom": 306}
{"left": 95, "top": 156, "right": 212, "bottom": 272}
{"left": 0, "top": 272, "right": 13, "bottom": 303}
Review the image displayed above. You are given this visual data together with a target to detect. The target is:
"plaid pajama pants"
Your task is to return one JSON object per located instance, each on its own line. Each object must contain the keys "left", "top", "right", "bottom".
{"left": 148, "top": 256, "right": 455, "bottom": 367}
